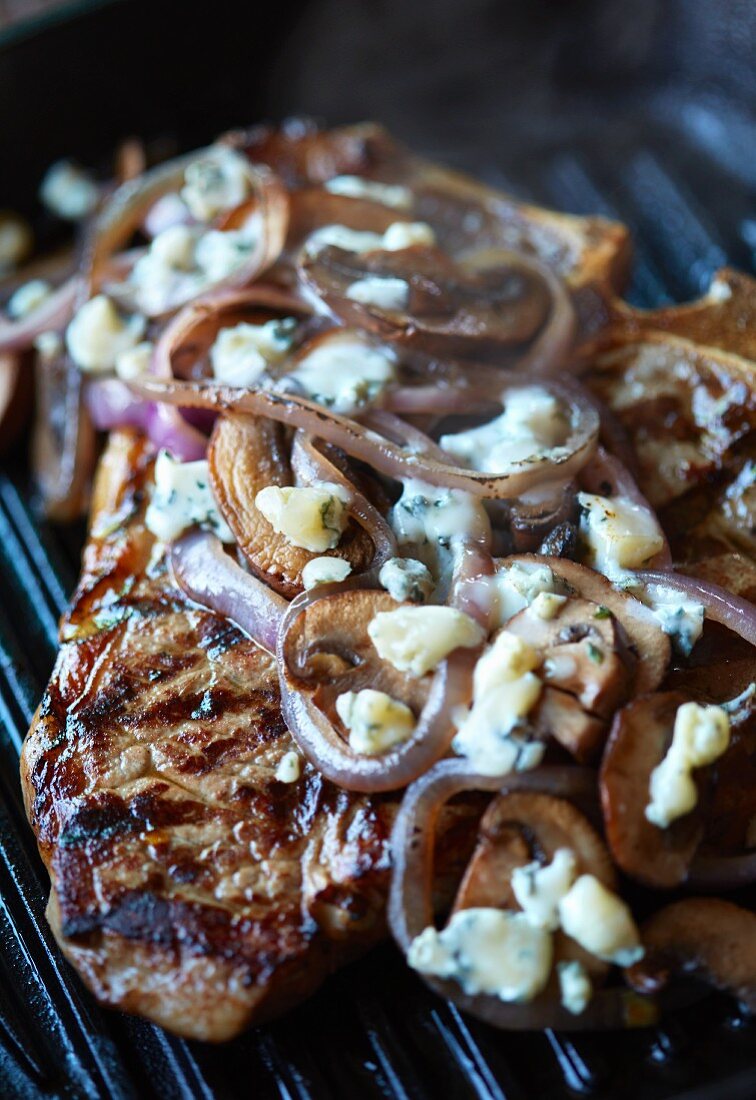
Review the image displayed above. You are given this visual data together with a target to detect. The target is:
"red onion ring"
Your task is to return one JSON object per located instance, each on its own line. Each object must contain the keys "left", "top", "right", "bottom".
{"left": 170, "top": 530, "right": 287, "bottom": 655}
{"left": 131, "top": 377, "right": 599, "bottom": 500}
{"left": 387, "top": 760, "right": 654, "bottom": 1029}
{"left": 516, "top": 255, "right": 577, "bottom": 376}
{"left": 85, "top": 377, "right": 207, "bottom": 461}
{"left": 275, "top": 543, "right": 492, "bottom": 792}
{"left": 0, "top": 276, "right": 79, "bottom": 354}
{"left": 635, "top": 571, "right": 756, "bottom": 647}
{"left": 383, "top": 384, "right": 499, "bottom": 418}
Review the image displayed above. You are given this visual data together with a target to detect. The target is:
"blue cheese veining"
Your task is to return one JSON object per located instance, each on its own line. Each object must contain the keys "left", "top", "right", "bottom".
{"left": 145, "top": 451, "right": 234, "bottom": 543}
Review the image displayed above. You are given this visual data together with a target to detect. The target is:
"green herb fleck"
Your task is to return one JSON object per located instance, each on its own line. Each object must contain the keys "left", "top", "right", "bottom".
{"left": 594, "top": 605, "right": 610, "bottom": 619}
{"left": 587, "top": 643, "right": 604, "bottom": 664}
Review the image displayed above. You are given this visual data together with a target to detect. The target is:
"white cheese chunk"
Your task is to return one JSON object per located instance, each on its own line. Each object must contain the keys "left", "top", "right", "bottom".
{"left": 390, "top": 478, "right": 491, "bottom": 582}
{"left": 301, "top": 556, "right": 352, "bottom": 589}
{"left": 66, "top": 295, "right": 146, "bottom": 373}
{"left": 40, "top": 161, "right": 99, "bottom": 220}
{"left": 646, "top": 701, "right": 730, "bottom": 828}
{"left": 408, "top": 909, "right": 553, "bottom": 1003}
{"left": 452, "top": 677, "right": 544, "bottom": 776}
{"left": 181, "top": 147, "right": 253, "bottom": 222}
{"left": 255, "top": 483, "right": 349, "bottom": 553}
{"left": 211, "top": 318, "right": 295, "bottom": 387}
{"left": 578, "top": 492, "right": 665, "bottom": 580}
{"left": 7, "top": 279, "right": 51, "bottom": 319}
{"left": 512, "top": 848, "right": 578, "bottom": 931}
{"left": 641, "top": 584, "right": 705, "bottom": 657}
{"left": 274, "top": 751, "right": 302, "bottom": 783}
{"left": 558, "top": 875, "right": 643, "bottom": 966}
{"left": 378, "top": 557, "right": 434, "bottom": 603}
{"left": 346, "top": 276, "right": 410, "bottom": 311}
{"left": 144, "top": 451, "right": 234, "bottom": 544}
{"left": 336, "top": 688, "right": 415, "bottom": 755}
{"left": 285, "top": 331, "right": 396, "bottom": 414}
{"left": 115, "top": 341, "right": 153, "bottom": 382}
{"left": 489, "top": 561, "right": 561, "bottom": 628}
{"left": 306, "top": 220, "right": 435, "bottom": 255}
{"left": 453, "top": 628, "right": 546, "bottom": 776}
{"left": 368, "top": 605, "right": 484, "bottom": 676}
{"left": 324, "top": 175, "right": 412, "bottom": 210}
{"left": 439, "top": 387, "right": 569, "bottom": 473}
{"left": 530, "top": 591, "right": 568, "bottom": 620}
{"left": 128, "top": 223, "right": 256, "bottom": 314}
{"left": 558, "top": 960, "right": 593, "bottom": 1015}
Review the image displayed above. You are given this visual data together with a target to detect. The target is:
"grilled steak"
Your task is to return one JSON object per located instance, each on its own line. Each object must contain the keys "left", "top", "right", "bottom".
{"left": 21, "top": 430, "right": 394, "bottom": 1040}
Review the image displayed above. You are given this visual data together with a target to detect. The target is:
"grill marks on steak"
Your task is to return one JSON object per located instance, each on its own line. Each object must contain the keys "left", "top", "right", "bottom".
{"left": 21, "top": 429, "right": 398, "bottom": 1041}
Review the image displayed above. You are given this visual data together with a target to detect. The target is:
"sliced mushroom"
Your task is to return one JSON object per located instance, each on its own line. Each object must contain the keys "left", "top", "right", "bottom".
{"left": 299, "top": 242, "right": 551, "bottom": 360}
{"left": 497, "top": 555, "right": 671, "bottom": 695}
{"left": 600, "top": 692, "right": 707, "bottom": 888}
{"left": 626, "top": 898, "right": 756, "bottom": 1012}
{"left": 208, "top": 414, "right": 375, "bottom": 598}
{"left": 453, "top": 792, "right": 615, "bottom": 983}
{"left": 535, "top": 686, "right": 607, "bottom": 762}
{"left": 283, "top": 587, "right": 430, "bottom": 721}
{"left": 507, "top": 598, "right": 634, "bottom": 721}
{"left": 33, "top": 352, "right": 97, "bottom": 520}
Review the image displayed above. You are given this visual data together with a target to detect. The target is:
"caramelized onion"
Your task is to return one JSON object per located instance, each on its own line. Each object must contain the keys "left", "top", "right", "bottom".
{"left": 132, "top": 377, "right": 599, "bottom": 500}
{"left": 170, "top": 530, "right": 287, "bottom": 655}
{"left": 85, "top": 377, "right": 207, "bottom": 461}
{"left": 687, "top": 852, "right": 756, "bottom": 890}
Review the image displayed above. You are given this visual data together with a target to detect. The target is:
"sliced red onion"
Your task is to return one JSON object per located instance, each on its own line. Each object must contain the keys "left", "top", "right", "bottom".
{"left": 85, "top": 377, "right": 207, "bottom": 461}
{"left": 635, "top": 570, "right": 756, "bottom": 647}
{"left": 517, "top": 255, "right": 577, "bottom": 376}
{"left": 384, "top": 384, "right": 498, "bottom": 418}
{"left": 275, "top": 540, "right": 492, "bottom": 792}
{"left": 170, "top": 530, "right": 287, "bottom": 655}
{"left": 132, "top": 377, "right": 599, "bottom": 500}
{"left": 0, "top": 276, "right": 79, "bottom": 353}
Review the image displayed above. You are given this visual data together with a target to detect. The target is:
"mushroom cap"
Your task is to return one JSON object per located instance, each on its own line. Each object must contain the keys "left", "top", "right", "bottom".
{"left": 600, "top": 691, "right": 707, "bottom": 889}
{"left": 453, "top": 791, "right": 616, "bottom": 983}
{"left": 282, "top": 587, "right": 430, "bottom": 722}
{"left": 626, "top": 897, "right": 756, "bottom": 1012}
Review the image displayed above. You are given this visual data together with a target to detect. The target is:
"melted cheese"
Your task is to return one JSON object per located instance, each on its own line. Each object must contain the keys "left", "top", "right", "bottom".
{"left": 336, "top": 688, "right": 415, "bottom": 755}
{"left": 284, "top": 331, "right": 396, "bottom": 414}
{"left": 7, "top": 279, "right": 51, "bottom": 319}
{"left": 346, "top": 275, "right": 410, "bottom": 310}
{"left": 144, "top": 451, "right": 234, "bottom": 544}
{"left": 408, "top": 909, "right": 553, "bottom": 1003}
{"left": 40, "top": 160, "right": 99, "bottom": 220}
{"left": 306, "top": 221, "right": 435, "bottom": 254}
{"left": 378, "top": 557, "right": 434, "bottom": 603}
{"left": 511, "top": 849, "right": 577, "bottom": 931}
{"left": 66, "top": 295, "right": 145, "bottom": 373}
{"left": 210, "top": 318, "right": 295, "bottom": 387}
{"left": 368, "top": 605, "right": 484, "bottom": 676}
{"left": 255, "top": 483, "right": 349, "bottom": 553}
{"left": 181, "top": 147, "right": 252, "bottom": 222}
{"left": 324, "top": 175, "right": 412, "bottom": 210}
{"left": 578, "top": 492, "right": 665, "bottom": 579}
{"left": 274, "top": 751, "right": 302, "bottom": 783}
{"left": 646, "top": 701, "right": 730, "bottom": 828}
{"left": 558, "top": 876, "right": 643, "bottom": 966}
{"left": 439, "top": 387, "right": 569, "bottom": 473}
{"left": 300, "top": 556, "right": 352, "bottom": 589}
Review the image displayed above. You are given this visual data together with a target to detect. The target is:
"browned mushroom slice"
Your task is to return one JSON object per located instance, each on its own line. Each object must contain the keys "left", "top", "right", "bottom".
{"left": 208, "top": 414, "right": 375, "bottom": 598}
{"left": 626, "top": 898, "right": 756, "bottom": 1012}
{"left": 497, "top": 555, "right": 671, "bottom": 695}
{"left": 507, "top": 598, "right": 634, "bottom": 720}
{"left": 535, "top": 687, "right": 607, "bottom": 762}
{"left": 600, "top": 692, "right": 708, "bottom": 889}
{"left": 283, "top": 587, "right": 430, "bottom": 721}
{"left": 299, "top": 243, "right": 551, "bottom": 360}
{"left": 453, "top": 792, "right": 615, "bottom": 983}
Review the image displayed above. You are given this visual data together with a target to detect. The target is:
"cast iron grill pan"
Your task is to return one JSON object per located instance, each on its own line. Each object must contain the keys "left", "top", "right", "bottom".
{"left": 0, "top": 1, "right": 754, "bottom": 1096}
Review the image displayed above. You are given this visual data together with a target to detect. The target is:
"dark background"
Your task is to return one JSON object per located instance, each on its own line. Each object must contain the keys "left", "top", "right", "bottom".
{"left": 0, "top": 3, "right": 754, "bottom": 1098}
